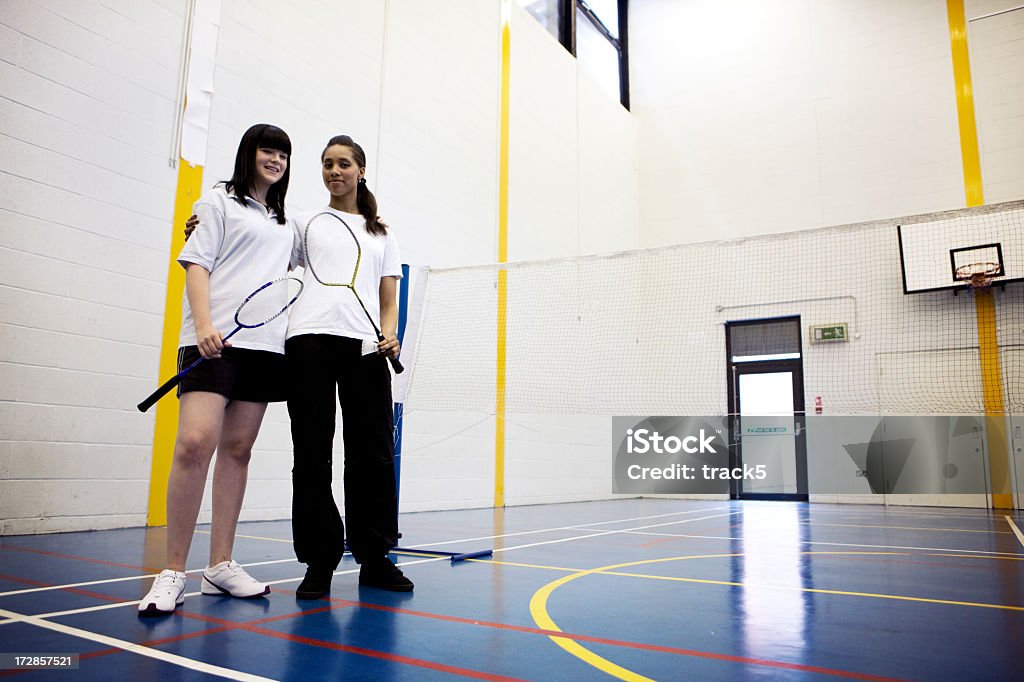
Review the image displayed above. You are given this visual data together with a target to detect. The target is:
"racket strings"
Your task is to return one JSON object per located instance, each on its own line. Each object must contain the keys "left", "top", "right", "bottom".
{"left": 304, "top": 212, "right": 361, "bottom": 288}
{"left": 234, "top": 277, "right": 303, "bottom": 327}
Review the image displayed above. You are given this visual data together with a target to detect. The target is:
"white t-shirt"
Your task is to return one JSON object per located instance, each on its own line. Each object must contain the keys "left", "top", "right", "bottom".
{"left": 287, "top": 207, "right": 402, "bottom": 342}
{"left": 177, "top": 186, "right": 294, "bottom": 353}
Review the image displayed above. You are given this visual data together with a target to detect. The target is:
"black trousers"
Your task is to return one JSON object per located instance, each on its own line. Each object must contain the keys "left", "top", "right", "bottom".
{"left": 286, "top": 334, "right": 398, "bottom": 568}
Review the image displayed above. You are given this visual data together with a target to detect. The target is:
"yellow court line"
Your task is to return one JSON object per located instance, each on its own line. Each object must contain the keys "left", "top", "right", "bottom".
{"left": 511, "top": 552, "right": 1024, "bottom": 612}
{"left": 594, "top": 568, "right": 1024, "bottom": 612}
{"left": 193, "top": 529, "right": 293, "bottom": 544}
{"left": 623, "top": 529, "right": 1024, "bottom": 558}
{"left": 809, "top": 508, "right": 1016, "bottom": 520}
{"left": 927, "top": 552, "right": 1024, "bottom": 561}
{"left": 471, "top": 558, "right": 584, "bottom": 572}
{"left": 803, "top": 522, "right": 1011, "bottom": 534}
{"left": 527, "top": 550, "right": 1024, "bottom": 681}
{"left": 530, "top": 573, "right": 655, "bottom": 682}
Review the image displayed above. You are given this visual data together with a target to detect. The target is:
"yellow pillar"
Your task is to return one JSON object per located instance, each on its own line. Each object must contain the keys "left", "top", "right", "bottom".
{"left": 147, "top": 160, "right": 203, "bottom": 525}
{"left": 946, "top": 0, "right": 1011, "bottom": 509}
{"left": 495, "top": 0, "right": 512, "bottom": 508}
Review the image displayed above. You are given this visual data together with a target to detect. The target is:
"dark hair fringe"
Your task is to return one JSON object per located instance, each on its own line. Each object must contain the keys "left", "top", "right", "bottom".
{"left": 224, "top": 124, "right": 292, "bottom": 225}
{"left": 322, "top": 135, "right": 388, "bottom": 236}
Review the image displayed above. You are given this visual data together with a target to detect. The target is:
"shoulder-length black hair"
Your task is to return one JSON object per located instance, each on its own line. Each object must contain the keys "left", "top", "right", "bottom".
{"left": 322, "top": 135, "right": 388, "bottom": 236}
{"left": 224, "top": 124, "right": 291, "bottom": 224}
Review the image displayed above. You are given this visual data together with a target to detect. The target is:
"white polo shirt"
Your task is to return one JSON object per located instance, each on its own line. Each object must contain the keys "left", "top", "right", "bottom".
{"left": 287, "top": 207, "right": 402, "bottom": 342}
{"left": 177, "top": 186, "right": 294, "bottom": 353}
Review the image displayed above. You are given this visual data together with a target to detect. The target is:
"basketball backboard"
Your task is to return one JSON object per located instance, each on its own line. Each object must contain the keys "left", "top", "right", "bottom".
{"left": 897, "top": 207, "right": 1024, "bottom": 294}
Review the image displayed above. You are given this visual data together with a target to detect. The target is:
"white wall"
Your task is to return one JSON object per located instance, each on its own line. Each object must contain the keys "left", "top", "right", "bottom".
{"left": 630, "top": 0, "right": 1024, "bottom": 247}
{"left": 399, "top": 3, "right": 639, "bottom": 512}
{"left": 0, "top": 0, "right": 641, "bottom": 533}
{"left": 968, "top": 1, "right": 1024, "bottom": 204}
{"left": 0, "top": 0, "right": 184, "bottom": 533}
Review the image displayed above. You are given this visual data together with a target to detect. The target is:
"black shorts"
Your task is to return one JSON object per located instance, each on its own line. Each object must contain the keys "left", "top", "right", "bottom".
{"left": 177, "top": 345, "right": 288, "bottom": 403}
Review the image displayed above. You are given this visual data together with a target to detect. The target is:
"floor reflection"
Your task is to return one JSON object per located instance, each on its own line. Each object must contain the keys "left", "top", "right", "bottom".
{"left": 732, "top": 503, "right": 812, "bottom": 661}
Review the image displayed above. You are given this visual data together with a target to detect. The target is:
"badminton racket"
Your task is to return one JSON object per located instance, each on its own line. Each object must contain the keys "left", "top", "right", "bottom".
{"left": 303, "top": 211, "right": 404, "bottom": 373}
{"left": 137, "top": 276, "right": 303, "bottom": 412}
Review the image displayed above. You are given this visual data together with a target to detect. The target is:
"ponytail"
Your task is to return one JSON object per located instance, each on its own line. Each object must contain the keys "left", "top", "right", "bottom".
{"left": 357, "top": 178, "right": 388, "bottom": 236}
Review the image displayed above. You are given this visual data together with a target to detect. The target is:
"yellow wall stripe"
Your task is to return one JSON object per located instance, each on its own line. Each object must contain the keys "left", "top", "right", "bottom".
{"left": 494, "top": 2, "right": 512, "bottom": 508}
{"left": 945, "top": 0, "right": 1012, "bottom": 510}
{"left": 946, "top": 0, "right": 984, "bottom": 207}
{"left": 980, "top": 295, "right": 1011, "bottom": 509}
{"left": 146, "top": 159, "right": 203, "bottom": 526}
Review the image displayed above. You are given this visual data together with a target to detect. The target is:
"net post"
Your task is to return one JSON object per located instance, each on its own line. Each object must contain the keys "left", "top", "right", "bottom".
{"left": 389, "top": 263, "right": 492, "bottom": 563}
{"left": 394, "top": 264, "right": 410, "bottom": 518}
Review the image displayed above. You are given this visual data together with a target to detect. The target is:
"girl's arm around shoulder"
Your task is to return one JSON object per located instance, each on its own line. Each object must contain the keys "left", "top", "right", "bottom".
{"left": 287, "top": 213, "right": 306, "bottom": 270}
{"left": 178, "top": 188, "right": 228, "bottom": 272}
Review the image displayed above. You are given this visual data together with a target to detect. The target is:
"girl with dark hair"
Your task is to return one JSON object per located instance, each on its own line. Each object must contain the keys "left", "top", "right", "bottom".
{"left": 180, "top": 133, "right": 411, "bottom": 598}
{"left": 139, "top": 124, "right": 294, "bottom": 615}
{"left": 287, "top": 135, "right": 411, "bottom": 598}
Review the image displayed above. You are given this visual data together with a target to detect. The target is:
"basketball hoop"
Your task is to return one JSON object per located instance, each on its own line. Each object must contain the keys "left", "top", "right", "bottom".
{"left": 954, "top": 262, "right": 1001, "bottom": 289}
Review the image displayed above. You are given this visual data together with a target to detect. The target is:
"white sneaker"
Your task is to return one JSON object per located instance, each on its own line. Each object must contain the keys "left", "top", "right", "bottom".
{"left": 138, "top": 569, "right": 187, "bottom": 616}
{"left": 201, "top": 560, "right": 269, "bottom": 598}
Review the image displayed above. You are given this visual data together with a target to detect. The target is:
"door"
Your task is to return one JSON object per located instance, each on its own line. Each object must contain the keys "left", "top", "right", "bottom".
{"left": 726, "top": 317, "right": 808, "bottom": 501}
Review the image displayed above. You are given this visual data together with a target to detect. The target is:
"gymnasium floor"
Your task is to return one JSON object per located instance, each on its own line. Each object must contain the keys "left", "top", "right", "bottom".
{"left": 1, "top": 498, "right": 1022, "bottom": 680}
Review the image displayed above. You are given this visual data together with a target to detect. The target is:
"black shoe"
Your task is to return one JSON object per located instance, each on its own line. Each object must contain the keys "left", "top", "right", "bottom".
{"left": 359, "top": 558, "right": 414, "bottom": 592}
{"left": 296, "top": 566, "right": 333, "bottom": 600}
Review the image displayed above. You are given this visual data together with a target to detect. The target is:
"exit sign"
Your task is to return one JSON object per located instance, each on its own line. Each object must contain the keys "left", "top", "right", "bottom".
{"left": 810, "top": 323, "right": 848, "bottom": 343}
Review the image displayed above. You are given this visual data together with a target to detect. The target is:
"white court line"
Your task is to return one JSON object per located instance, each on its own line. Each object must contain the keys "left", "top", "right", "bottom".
{"left": 796, "top": 503, "right": 1019, "bottom": 519}
{"left": 1005, "top": 516, "right": 1024, "bottom": 550}
{"left": 0, "top": 558, "right": 299, "bottom": 598}
{"left": 196, "top": 529, "right": 292, "bottom": 544}
{"left": 0, "top": 608, "right": 274, "bottom": 681}
{"left": 398, "top": 505, "right": 732, "bottom": 549}
{"left": 622, "top": 530, "right": 1024, "bottom": 557}
{"left": 21, "top": 556, "right": 449, "bottom": 622}
{"left": 5, "top": 504, "right": 1008, "bottom": 676}
{"left": 3, "top": 508, "right": 1009, "bottom": 626}
{"left": 3, "top": 514, "right": 733, "bottom": 623}
{"left": 487, "top": 511, "right": 741, "bottom": 554}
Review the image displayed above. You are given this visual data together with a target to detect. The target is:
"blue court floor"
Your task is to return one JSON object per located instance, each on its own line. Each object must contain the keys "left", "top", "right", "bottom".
{"left": 1, "top": 498, "right": 1023, "bottom": 680}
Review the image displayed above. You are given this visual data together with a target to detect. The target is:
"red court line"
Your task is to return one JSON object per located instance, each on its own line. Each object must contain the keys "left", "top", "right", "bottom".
{"left": 0, "top": 572, "right": 141, "bottom": 604}
{"left": 77, "top": 605, "right": 341, "bottom": 663}
{"left": 312, "top": 594, "right": 906, "bottom": 681}
{"left": 190, "top": 610, "right": 527, "bottom": 682}
{"left": 0, "top": 573, "right": 520, "bottom": 682}
{"left": 2, "top": 554, "right": 907, "bottom": 680}
{"left": 0, "top": 544, "right": 161, "bottom": 574}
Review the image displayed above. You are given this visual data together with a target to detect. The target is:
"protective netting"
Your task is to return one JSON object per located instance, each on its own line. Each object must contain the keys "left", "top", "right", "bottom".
{"left": 404, "top": 203, "right": 1023, "bottom": 416}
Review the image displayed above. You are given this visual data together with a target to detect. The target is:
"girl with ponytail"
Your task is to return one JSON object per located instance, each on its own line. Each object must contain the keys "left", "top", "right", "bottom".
{"left": 285, "top": 135, "right": 411, "bottom": 598}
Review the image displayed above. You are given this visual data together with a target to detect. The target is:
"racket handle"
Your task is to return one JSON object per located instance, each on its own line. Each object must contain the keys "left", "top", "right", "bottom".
{"left": 137, "top": 373, "right": 184, "bottom": 412}
{"left": 137, "top": 355, "right": 205, "bottom": 412}
{"left": 374, "top": 332, "right": 404, "bottom": 374}
{"left": 389, "top": 356, "right": 404, "bottom": 374}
